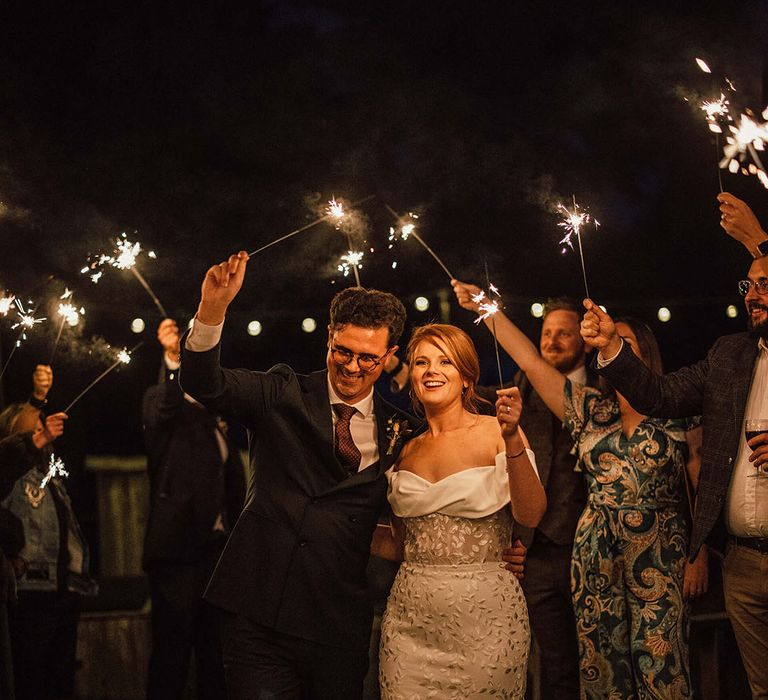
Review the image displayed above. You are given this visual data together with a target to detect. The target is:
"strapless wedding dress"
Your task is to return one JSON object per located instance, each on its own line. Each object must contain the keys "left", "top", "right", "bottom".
{"left": 379, "top": 453, "right": 533, "bottom": 700}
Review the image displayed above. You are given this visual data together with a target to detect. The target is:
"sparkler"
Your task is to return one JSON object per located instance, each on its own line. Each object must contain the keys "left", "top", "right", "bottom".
{"left": 480, "top": 264, "right": 504, "bottom": 388}
{"left": 82, "top": 233, "right": 168, "bottom": 316}
{"left": 556, "top": 197, "right": 599, "bottom": 299}
{"left": 384, "top": 205, "right": 455, "bottom": 280}
{"left": 247, "top": 194, "right": 376, "bottom": 258}
{"left": 40, "top": 454, "right": 69, "bottom": 489}
{"left": 50, "top": 288, "right": 85, "bottom": 363}
{"left": 0, "top": 300, "right": 47, "bottom": 381}
{"left": 63, "top": 342, "right": 141, "bottom": 414}
{"left": 720, "top": 112, "right": 768, "bottom": 185}
{"left": 338, "top": 250, "right": 364, "bottom": 285}
{"left": 0, "top": 293, "right": 14, "bottom": 316}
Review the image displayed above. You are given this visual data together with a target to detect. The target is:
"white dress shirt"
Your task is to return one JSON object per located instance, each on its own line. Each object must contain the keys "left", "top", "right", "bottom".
{"left": 726, "top": 338, "right": 768, "bottom": 537}
{"left": 186, "top": 317, "right": 378, "bottom": 472}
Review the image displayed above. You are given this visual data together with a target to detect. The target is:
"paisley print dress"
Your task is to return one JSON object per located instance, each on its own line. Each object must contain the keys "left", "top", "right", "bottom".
{"left": 565, "top": 380, "right": 693, "bottom": 700}
{"left": 379, "top": 454, "right": 533, "bottom": 699}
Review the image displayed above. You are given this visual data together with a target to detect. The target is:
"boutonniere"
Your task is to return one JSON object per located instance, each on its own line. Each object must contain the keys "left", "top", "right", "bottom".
{"left": 386, "top": 416, "right": 411, "bottom": 455}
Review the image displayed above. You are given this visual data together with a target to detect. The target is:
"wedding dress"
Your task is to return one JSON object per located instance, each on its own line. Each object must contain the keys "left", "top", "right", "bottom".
{"left": 379, "top": 452, "right": 533, "bottom": 699}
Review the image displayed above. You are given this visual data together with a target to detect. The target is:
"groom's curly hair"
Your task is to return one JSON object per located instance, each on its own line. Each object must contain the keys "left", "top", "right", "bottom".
{"left": 329, "top": 287, "right": 407, "bottom": 347}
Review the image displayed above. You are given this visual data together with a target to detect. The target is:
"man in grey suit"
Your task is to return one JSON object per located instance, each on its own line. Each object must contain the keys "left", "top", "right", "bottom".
{"left": 580, "top": 193, "right": 768, "bottom": 699}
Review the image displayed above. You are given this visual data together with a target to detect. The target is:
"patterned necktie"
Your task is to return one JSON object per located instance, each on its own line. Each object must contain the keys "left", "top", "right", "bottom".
{"left": 334, "top": 403, "right": 361, "bottom": 475}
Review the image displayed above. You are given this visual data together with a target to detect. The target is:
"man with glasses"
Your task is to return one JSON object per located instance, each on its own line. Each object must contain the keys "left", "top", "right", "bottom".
{"left": 579, "top": 193, "right": 768, "bottom": 698}
{"left": 177, "top": 251, "right": 413, "bottom": 699}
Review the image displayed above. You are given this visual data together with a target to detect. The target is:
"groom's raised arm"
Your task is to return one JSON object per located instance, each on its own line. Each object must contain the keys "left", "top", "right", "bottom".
{"left": 179, "top": 252, "right": 286, "bottom": 427}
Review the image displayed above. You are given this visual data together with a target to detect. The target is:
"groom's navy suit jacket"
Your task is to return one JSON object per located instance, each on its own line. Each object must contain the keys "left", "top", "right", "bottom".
{"left": 180, "top": 342, "right": 414, "bottom": 651}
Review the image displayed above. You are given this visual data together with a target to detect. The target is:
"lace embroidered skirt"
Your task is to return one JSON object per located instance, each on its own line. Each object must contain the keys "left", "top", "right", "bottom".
{"left": 379, "top": 561, "right": 529, "bottom": 699}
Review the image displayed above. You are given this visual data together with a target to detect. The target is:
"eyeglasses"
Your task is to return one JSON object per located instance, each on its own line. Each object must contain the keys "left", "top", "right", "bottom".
{"left": 330, "top": 346, "right": 387, "bottom": 373}
{"left": 737, "top": 279, "right": 768, "bottom": 296}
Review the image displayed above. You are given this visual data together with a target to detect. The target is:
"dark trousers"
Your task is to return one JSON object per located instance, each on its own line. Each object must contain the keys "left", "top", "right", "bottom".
{"left": 9, "top": 590, "right": 80, "bottom": 700}
{"left": 147, "top": 561, "right": 226, "bottom": 700}
{"left": 521, "top": 539, "right": 580, "bottom": 700}
{"left": 221, "top": 613, "right": 369, "bottom": 700}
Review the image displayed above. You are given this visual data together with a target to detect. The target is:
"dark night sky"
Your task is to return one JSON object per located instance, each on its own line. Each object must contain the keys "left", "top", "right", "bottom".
{"left": 1, "top": 0, "right": 767, "bottom": 465}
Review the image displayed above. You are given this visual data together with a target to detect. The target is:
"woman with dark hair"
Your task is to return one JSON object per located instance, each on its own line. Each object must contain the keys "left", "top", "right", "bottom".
{"left": 452, "top": 281, "right": 707, "bottom": 700}
{"left": 375, "top": 323, "right": 546, "bottom": 699}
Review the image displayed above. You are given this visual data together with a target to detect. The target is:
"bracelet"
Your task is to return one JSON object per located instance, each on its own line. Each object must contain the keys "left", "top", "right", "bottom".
{"left": 505, "top": 448, "right": 527, "bottom": 460}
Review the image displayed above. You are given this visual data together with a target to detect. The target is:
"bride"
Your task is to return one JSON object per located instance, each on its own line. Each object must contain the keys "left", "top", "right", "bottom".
{"left": 376, "top": 323, "right": 546, "bottom": 699}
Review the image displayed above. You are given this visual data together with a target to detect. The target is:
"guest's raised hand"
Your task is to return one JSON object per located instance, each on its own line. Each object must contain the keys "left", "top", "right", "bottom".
{"left": 496, "top": 387, "right": 523, "bottom": 440}
{"left": 32, "top": 412, "right": 68, "bottom": 449}
{"left": 198, "top": 251, "right": 249, "bottom": 325}
{"left": 451, "top": 279, "right": 484, "bottom": 313}
{"left": 32, "top": 364, "right": 53, "bottom": 400}
{"left": 580, "top": 299, "right": 621, "bottom": 356}
{"left": 157, "top": 318, "right": 181, "bottom": 362}
{"left": 717, "top": 192, "right": 768, "bottom": 254}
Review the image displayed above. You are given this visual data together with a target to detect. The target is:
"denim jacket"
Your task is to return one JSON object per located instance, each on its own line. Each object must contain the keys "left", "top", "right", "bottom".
{"left": 2, "top": 462, "right": 96, "bottom": 595}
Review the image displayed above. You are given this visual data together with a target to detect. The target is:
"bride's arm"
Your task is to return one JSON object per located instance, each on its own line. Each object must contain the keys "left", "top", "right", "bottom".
{"left": 370, "top": 517, "right": 404, "bottom": 562}
{"left": 496, "top": 388, "right": 547, "bottom": 528}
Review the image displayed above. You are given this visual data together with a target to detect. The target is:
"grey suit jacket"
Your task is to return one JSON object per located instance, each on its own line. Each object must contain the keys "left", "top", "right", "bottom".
{"left": 597, "top": 332, "right": 760, "bottom": 557}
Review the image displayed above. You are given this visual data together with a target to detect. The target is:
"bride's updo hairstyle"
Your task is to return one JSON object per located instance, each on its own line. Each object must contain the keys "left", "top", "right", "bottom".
{"left": 406, "top": 323, "right": 489, "bottom": 416}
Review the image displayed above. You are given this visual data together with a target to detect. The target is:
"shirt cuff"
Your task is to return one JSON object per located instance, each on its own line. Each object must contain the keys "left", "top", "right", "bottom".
{"left": 163, "top": 354, "right": 181, "bottom": 371}
{"left": 186, "top": 317, "right": 224, "bottom": 352}
{"left": 596, "top": 338, "right": 624, "bottom": 367}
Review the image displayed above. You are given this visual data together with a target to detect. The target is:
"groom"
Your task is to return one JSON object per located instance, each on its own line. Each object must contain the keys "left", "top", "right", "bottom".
{"left": 179, "top": 251, "right": 417, "bottom": 698}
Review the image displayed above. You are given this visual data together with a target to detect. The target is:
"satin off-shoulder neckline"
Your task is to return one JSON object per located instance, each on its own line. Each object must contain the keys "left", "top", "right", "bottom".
{"left": 386, "top": 451, "right": 538, "bottom": 519}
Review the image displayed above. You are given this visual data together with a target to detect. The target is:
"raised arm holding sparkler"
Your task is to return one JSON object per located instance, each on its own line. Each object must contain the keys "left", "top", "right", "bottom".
{"left": 452, "top": 279, "right": 567, "bottom": 420}
{"left": 717, "top": 192, "right": 768, "bottom": 258}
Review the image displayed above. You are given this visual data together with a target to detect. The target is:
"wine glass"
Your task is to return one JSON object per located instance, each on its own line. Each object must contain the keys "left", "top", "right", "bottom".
{"left": 744, "top": 419, "right": 768, "bottom": 478}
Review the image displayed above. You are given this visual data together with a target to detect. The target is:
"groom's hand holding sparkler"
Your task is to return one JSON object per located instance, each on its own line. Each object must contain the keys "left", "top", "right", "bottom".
{"left": 197, "top": 251, "right": 249, "bottom": 325}
{"left": 32, "top": 364, "right": 53, "bottom": 402}
{"left": 580, "top": 300, "right": 621, "bottom": 360}
{"left": 32, "top": 412, "right": 68, "bottom": 450}
{"left": 717, "top": 193, "right": 768, "bottom": 258}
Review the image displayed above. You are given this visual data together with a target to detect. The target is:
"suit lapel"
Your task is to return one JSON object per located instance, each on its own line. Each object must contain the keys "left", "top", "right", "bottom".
{"left": 732, "top": 338, "right": 760, "bottom": 426}
{"left": 303, "top": 370, "right": 348, "bottom": 481}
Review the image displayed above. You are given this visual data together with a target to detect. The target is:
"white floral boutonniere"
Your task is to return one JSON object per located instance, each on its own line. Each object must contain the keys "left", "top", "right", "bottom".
{"left": 386, "top": 416, "right": 411, "bottom": 455}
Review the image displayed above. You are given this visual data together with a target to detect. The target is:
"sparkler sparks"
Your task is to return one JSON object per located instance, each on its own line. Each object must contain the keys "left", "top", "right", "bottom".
{"left": 720, "top": 112, "right": 768, "bottom": 187}
{"left": 40, "top": 454, "right": 69, "bottom": 489}
{"left": 11, "top": 299, "right": 46, "bottom": 339}
{"left": 556, "top": 197, "right": 598, "bottom": 298}
{"left": 0, "top": 293, "right": 15, "bottom": 316}
{"left": 700, "top": 94, "right": 730, "bottom": 133}
{"left": 117, "top": 348, "right": 131, "bottom": 364}
{"left": 327, "top": 197, "right": 345, "bottom": 225}
{"left": 337, "top": 251, "right": 364, "bottom": 278}
{"left": 695, "top": 58, "right": 712, "bottom": 74}
{"left": 82, "top": 233, "right": 168, "bottom": 315}
{"left": 474, "top": 299, "right": 499, "bottom": 325}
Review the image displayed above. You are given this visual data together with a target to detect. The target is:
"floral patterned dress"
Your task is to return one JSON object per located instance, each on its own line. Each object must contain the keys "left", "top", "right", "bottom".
{"left": 564, "top": 381, "right": 694, "bottom": 700}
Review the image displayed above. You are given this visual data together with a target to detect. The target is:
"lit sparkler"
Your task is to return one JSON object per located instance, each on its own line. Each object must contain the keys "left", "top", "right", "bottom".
{"left": 695, "top": 58, "right": 712, "bottom": 74}
{"left": 0, "top": 300, "right": 47, "bottom": 381}
{"left": 82, "top": 233, "right": 168, "bottom": 316}
{"left": 247, "top": 194, "right": 376, "bottom": 258}
{"left": 479, "top": 266, "right": 505, "bottom": 387}
{"left": 0, "top": 293, "right": 15, "bottom": 316}
{"left": 63, "top": 342, "right": 141, "bottom": 413}
{"left": 556, "top": 197, "right": 598, "bottom": 298}
{"left": 384, "top": 205, "right": 455, "bottom": 280}
{"left": 720, "top": 113, "right": 768, "bottom": 188}
{"left": 49, "top": 289, "right": 85, "bottom": 363}
{"left": 338, "top": 250, "right": 364, "bottom": 285}
{"left": 40, "top": 454, "right": 69, "bottom": 489}
{"left": 700, "top": 94, "right": 730, "bottom": 133}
